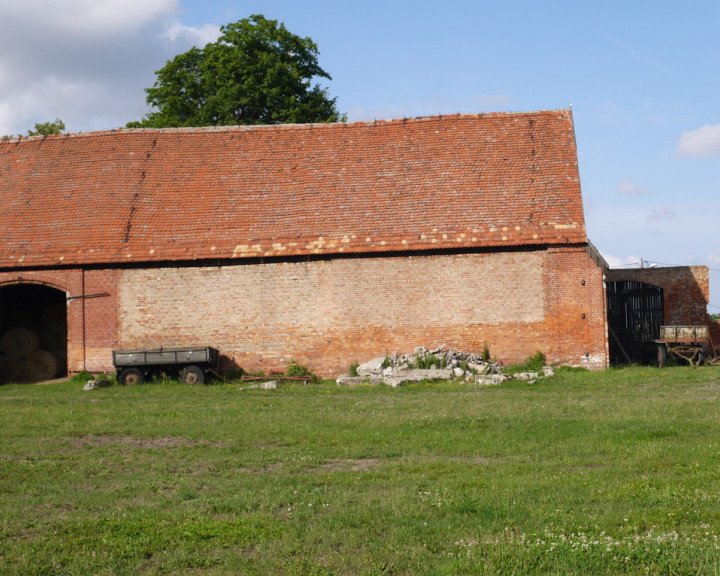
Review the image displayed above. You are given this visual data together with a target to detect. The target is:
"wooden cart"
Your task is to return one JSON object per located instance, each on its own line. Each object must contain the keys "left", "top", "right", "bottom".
{"left": 112, "top": 347, "right": 220, "bottom": 385}
{"left": 656, "top": 325, "right": 719, "bottom": 367}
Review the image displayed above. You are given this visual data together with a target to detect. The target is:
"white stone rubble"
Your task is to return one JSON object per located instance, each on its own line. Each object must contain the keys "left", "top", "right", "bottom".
{"left": 337, "top": 347, "right": 555, "bottom": 387}
{"left": 82, "top": 379, "right": 111, "bottom": 391}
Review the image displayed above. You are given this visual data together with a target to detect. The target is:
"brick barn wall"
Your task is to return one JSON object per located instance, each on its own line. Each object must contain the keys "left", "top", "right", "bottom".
{"left": 115, "top": 247, "right": 607, "bottom": 376}
{"left": 606, "top": 266, "right": 710, "bottom": 326}
{"left": 0, "top": 246, "right": 609, "bottom": 377}
{"left": 82, "top": 269, "right": 122, "bottom": 372}
{"left": 544, "top": 247, "right": 608, "bottom": 370}
{"left": 0, "top": 268, "right": 120, "bottom": 375}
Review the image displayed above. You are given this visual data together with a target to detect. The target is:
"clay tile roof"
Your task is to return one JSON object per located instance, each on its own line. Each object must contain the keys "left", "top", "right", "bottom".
{"left": 0, "top": 109, "right": 587, "bottom": 269}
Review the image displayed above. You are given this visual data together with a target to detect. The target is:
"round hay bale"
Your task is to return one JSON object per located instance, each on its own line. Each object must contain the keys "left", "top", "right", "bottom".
{"left": 24, "top": 349, "right": 58, "bottom": 382}
{"left": 0, "top": 327, "right": 40, "bottom": 358}
{"left": 52, "top": 348, "right": 67, "bottom": 376}
{"left": 34, "top": 325, "right": 60, "bottom": 350}
{"left": 0, "top": 356, "right": 26, "bottom": 384}
{"left": 41, "top": 304, "right": 66, "bottom": 334}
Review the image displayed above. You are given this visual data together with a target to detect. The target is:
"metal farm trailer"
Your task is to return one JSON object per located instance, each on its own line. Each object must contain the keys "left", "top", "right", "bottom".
{"left": 656, "top": 325, "right": 720, "bottom": 367}
{"left": 112, "top": 347, "right": 220, "bottom": 385}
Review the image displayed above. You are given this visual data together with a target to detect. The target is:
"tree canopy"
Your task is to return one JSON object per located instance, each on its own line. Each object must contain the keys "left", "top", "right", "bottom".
{"left": 28, "top": 119, "right": 66, "bottom": 136}
{"left": 2, "top": 119, "right": 66, "bottom": 139}
{"left": 127, "top": 15, "right": 343, "bottom": 128}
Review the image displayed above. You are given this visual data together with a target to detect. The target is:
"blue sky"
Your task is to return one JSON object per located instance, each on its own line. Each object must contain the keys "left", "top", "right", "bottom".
{"left": 1, "top": 0, "right": 718, "bottom": 309}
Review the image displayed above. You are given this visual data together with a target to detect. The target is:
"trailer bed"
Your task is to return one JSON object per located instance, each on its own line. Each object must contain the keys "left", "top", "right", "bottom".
{"left": 656, "top": 325, "right": 718, "bottom": 367}
{"left": 112, "top": 347, "right": 220, "bottom": 385}
{"left": 658, "top": 325, "right": 709, "bottom": 344}
{"left": 113, "top": 347, "right": 219, "bottom": 368}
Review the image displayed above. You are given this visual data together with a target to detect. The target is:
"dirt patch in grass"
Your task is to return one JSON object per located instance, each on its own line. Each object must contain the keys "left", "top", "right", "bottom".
{"left": 318, "top": 458, "right": 383, "bottom": 472}
{"left": 34, "top": 378, "right": 68, "bottom": 386}
{"left": 412, "top": 455, "right": 499, "bottom": 466}
{"left": 689, "top": 382, "right": 720, "bottom": 400}
{"left": 69, "top": 435, "right": 227, "bottom": 449}
{"left": 233, "top": 459, "right": 383, "bottom": 475}
{"left": 450, "top": 456, "right": 496, "bottom": 463}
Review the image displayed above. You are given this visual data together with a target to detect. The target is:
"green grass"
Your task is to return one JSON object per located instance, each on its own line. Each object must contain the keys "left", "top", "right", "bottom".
{"left": 2, "top": 367, "right": 720, "bottom": 574}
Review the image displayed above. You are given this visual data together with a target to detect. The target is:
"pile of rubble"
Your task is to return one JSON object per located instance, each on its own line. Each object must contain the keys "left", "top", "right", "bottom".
{"left": 336, "top": 345, "right": 554, "bottom": 387}
{"left": 82, "top": 378, "right": 111, "bottom": 391}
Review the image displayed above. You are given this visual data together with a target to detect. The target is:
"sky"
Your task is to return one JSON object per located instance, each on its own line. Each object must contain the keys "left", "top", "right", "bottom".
{"left": 1, "top": 0, "right": 718, "bottom": 310}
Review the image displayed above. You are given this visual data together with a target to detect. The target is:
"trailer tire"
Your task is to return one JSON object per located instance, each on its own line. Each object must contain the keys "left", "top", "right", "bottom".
{"left": 697, "top": 350, "right": 707, "bottom": 366}
{"left": 657, "top": 345, "right": 667, "bottom": 368}
{"left": 180, "top": 365, "right": 204, "bottom": 385}
{"left": 119, "top": 367, "right": 144, "bottom": 386}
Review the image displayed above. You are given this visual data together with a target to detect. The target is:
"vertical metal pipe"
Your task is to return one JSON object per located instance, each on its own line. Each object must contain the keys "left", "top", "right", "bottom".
{"left": 81, "top": 269, "right": 86, "bottom": 372}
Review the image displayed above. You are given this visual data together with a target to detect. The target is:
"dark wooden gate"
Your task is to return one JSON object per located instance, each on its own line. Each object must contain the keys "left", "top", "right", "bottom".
{"left": 606, "top": 281, "right": 663, "bottom": 364}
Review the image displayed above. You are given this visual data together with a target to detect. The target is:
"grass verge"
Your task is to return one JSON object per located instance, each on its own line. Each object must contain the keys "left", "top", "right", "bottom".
{"left": 1, "top": 366, "right": 720, "bottom": 574}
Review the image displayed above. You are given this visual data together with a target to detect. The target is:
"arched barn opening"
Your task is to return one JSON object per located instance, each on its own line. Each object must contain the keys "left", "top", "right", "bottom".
{"left": 606, "top": 280, "right": 664, "bottom": 365}
{"left": 0, "top": 283, "right": 67, "bottom": 384}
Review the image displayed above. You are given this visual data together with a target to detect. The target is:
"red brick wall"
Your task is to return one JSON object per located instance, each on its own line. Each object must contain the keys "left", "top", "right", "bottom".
{"left": 115, "top": 247, "right": 607, "bottom": 376}
{"left": 605, "top": 266, "right": 710, "bottom": 326}
{"left": 0, "top": 246, "right": 608, "bottom": 378}
{"left": 544, "top": 247, "right": 608, "bottom": 370}
{"left": 82, "top": 270, "right": 122, "bottom": 372}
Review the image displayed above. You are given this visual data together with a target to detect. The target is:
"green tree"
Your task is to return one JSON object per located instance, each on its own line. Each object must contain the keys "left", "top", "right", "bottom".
{"left": 127, "top": 15, "right": 343, "bottom": 128}
{"left": 27, "top": 119, "right": 66, "bottom": 136}
{"left": 3, "top": 118, "right": 66, "bottom": 139}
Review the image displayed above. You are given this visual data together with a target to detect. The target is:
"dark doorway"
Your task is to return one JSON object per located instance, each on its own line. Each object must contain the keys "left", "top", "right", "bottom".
{"left": 606, "top": 281, "right": 663, "bottom": 365}
{"left": 0, "top": 284, "right": 67, "bottom": 383}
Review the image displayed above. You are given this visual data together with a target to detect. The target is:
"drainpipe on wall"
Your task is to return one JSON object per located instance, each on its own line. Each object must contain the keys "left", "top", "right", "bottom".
{"left": 81, "top": 269, "right": 86, "bottom": 372}
{"left": 66, "top": 277, "right": 111, "bottom": 374}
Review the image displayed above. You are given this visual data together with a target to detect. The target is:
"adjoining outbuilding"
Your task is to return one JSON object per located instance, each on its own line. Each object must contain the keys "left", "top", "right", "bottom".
{"left": 605, "top": 265, "right": 715, "bottom": 365}
{"left": 0, "top": 110, "right": 711, "bottom": 380}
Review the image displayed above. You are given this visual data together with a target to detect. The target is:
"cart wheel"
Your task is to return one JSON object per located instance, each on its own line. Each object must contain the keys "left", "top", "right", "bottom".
{"left": 180, "top": 365, "right": 205, "bottom": 385}
{"left": 119, "top": 368, "right": 144, "bottom": 386}
{"left": 657, "top": 345, "right": 667, "bottom": 368}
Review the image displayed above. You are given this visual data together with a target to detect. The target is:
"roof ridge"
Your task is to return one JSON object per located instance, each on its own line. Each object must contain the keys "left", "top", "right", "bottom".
{"left": 1, "top": 108, "right": 573, "bottom": 142}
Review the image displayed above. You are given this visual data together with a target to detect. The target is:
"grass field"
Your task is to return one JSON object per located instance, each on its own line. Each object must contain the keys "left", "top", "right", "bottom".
{"left": 2, "top": 366, "right": 720, "bottom": 575}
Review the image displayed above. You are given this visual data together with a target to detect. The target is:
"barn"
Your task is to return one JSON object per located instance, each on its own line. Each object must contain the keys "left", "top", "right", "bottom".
{"left": 0, "top": 109, "right": 711, "bottom": 381}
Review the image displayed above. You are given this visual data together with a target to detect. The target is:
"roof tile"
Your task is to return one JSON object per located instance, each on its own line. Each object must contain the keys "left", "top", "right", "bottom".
{"left": 0, "top": 110, "right": 586, "bottom": 268}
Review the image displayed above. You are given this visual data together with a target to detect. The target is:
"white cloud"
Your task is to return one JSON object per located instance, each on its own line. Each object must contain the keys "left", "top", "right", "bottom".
{"left": 601, "top": 253, "right": 640, "bottom": 268}
{"left": 164, "top": 22, "right": 221, "bottom": 45}
{"left": 709, "top": 253, "right": 720, "bottom": 267}
{"left": 616, "top": 179, "right": 649, "bottom": 196}
{"left": 0, "top": 0, "right": 221, "bottom": 135}
{"left": 0, "top": 0, "right": 179, "bottom": 40}
{"left": 677, "top": 124, "right": 720, "bottom": 157}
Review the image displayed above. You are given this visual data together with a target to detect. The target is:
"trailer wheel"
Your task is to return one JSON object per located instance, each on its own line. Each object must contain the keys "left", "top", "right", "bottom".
{"left": 119, "top": 367, "right": 144, "bottom": 386}
{"left": 180, "top": 365, "right": 204, "bottom": 385}
{"left": 657, "top": 345, "right": 667, "bottom": 368}
{"left": 697, "top": 350, "right": 707, "bottom": 366}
